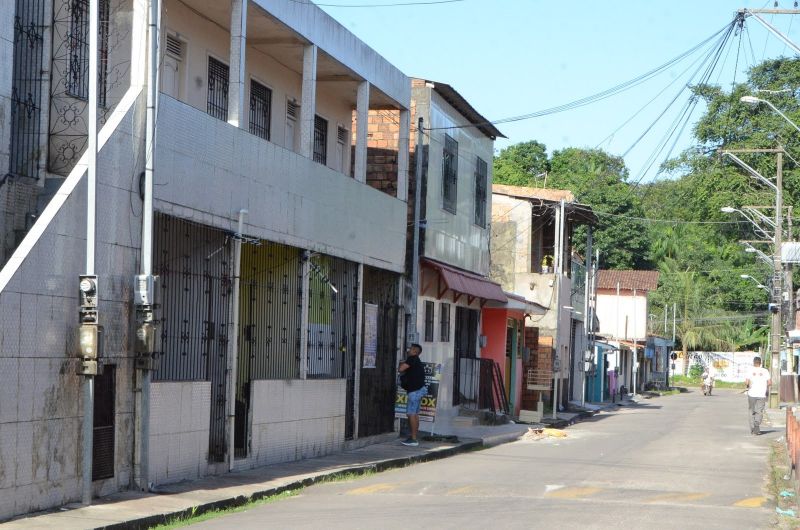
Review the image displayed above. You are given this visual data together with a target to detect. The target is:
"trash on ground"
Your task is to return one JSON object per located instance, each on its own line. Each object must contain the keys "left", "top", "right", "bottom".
{"left": 522, "top": 427, "right": 567, "bottom": 441}
{"left": 780, "top": 490, "right": 796, "bottom": 498}
{"left": 776, "top": 507, "right": 796, "bottom": 517}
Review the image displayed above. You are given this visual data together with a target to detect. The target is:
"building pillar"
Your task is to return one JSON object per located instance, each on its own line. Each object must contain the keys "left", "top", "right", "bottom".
{"left": 299, "top": 44, "right": 318, "bottom": 159}
{"left": 397, "top": 109, "right": 410, "bottom": 201}
{"left": 228, "top": 0, "right": 248, "bottom": 128}
{"left": 300, "top": 253, "right": 310, "bottom": 379}
{"left": 353, "top": 81, "right": 369, "bottom": 183}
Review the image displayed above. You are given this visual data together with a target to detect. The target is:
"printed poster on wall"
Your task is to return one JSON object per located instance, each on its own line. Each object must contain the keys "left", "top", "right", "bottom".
{"left": 395, "top": 362, "right": 442, "bottom": 423}
{"left": 362, "top": 303, "right": 378, "bottom": 369}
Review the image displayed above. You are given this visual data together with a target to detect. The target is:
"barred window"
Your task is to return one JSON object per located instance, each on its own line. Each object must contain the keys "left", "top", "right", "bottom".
{"left": 424, "top": 300, "right": 435, "bottom": 342}
{"left": 313, "top": 115, "right": 328, "bottom": 165}
{"left": 474, "top": 157, "right": 488, "bottom": 227}
{"left": 66, "top": 0, "right": 110, "bottom": 105}
{"left": 440, "top": 302, "right": 450, "bottom": 342}
{"left": 442, "top": 134, "right": 458, "bottom": 213}
{"left": 249, "top": 79, "right": 271, "bottom": 140}
{"left": 207, "top": 57, "right": 229, "bottom": 121}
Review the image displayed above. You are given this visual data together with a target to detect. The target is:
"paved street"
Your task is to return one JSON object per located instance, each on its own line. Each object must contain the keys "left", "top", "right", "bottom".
{"left": 194, "top": 389, "right": 779, "bottom": 530}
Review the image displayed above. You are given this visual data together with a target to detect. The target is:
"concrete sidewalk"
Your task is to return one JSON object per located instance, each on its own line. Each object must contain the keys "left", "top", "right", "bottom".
{"left": 3, "top": 426, "right": 530, "bottom": 530}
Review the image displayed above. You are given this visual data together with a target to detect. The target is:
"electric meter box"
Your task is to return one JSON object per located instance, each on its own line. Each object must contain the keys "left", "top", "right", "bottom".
{"left": 134, "top": 275, "right": 154, "bottom": 306}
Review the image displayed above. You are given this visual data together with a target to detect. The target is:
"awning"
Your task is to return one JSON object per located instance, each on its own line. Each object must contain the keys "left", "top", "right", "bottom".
{"left": 422, "top": 258, "right": 507, "bottom": 303}
{"left": 485, "top": 292, "right": 547, "bottom": 315}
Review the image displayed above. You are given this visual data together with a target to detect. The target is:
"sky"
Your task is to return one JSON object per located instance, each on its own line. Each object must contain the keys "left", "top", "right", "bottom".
{"left": 319, "top": 0, "right": 800, "bottom": 185}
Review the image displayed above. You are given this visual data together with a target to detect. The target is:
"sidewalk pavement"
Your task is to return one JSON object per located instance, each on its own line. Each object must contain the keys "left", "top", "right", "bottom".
{"left": 4, "top": 404, "right": 622, "bottom": 530}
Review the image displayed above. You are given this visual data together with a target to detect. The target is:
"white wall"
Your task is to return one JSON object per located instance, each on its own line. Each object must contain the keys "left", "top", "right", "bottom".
{"left": 596, "top": 291, "right": 648, "bottom": 341}
{"left": 247, "top": 379, "right": 346, "bottom": 467}
{"left": 419, "top": 88, "right": 494, "bottom": 276}
{"left": 154, "top": 95, "right": 407, "bottom": 272}
{"left": 0, "top": 0, "right": 12, "bottom": 175}
{"left": 149, "top": 382, "right": 211, "bottom": 486}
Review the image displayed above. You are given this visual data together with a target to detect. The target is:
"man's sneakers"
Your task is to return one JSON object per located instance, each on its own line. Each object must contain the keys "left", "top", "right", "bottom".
{"left": 751, "top": 427, "right": 760, "bottom": 435}
{"left": 401, "top": 437, "right": 419, "bottom": 447}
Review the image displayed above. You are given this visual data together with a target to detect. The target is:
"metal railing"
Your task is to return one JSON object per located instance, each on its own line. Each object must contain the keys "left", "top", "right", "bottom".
{"left": 457, "top": 358, "right": 509, "bottom": 415}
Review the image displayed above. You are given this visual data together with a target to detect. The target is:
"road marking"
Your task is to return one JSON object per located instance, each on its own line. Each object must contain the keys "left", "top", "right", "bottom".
{"left": 733, "top": 496, "right": 767, "bottom": 508}
{"left": 345, "top": 483, "right": 396, "bottom": 495}
{"left": 446, "top": 485, "right": 477, "bottom": 496}
{"left": 645, "top": 492, "right": 710, "bottom": 503}
{"left": 545, "top": 487, "right": 602, "bottom": 499}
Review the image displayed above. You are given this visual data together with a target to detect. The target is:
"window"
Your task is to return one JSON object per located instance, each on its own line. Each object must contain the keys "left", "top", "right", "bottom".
{"left": 440, "top": 303, "right": 450, "bottom": 342}
{"left": 336, "top": 125, "right": 349, "bottom": 173}
{"left": 285, "top": 99, "right": 299, "bottom": 151}
{"left": 313, "top": 114, "right": 328, "bottom": 165}
{"left": 249, "top": 79, "right": 271, "bottom": 140}
{"left": 66, "top": 0, "right": 110, "bottom": 105}
{"left": 161, "top": 34, "right": 184, "bottom": 99}
{"left": 474, "top": 156, "right": 488, "bottom": 227}
{"left": 442, "top": 134, "right": 458, "bottom": 213}
{"left": 424, "top": 300, "right": 435, "bottom": 342}
{"left": 207, "top": 56, "right": 229, "bottom": 121}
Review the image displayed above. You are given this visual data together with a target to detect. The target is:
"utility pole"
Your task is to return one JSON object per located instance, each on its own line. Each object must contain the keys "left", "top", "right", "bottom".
{"left": 408, "top": 117, "right": 424, "bottom": 344}
{"left": 771, "top": 151, "right": 783, "bottom": 408}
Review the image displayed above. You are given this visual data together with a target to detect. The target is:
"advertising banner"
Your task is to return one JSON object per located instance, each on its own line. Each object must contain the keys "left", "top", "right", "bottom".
{"left": 395, "top": 362, "right": 442, "bottom": 423}
{"left": 362, "top": 303, "right": 378, "bottom": 369}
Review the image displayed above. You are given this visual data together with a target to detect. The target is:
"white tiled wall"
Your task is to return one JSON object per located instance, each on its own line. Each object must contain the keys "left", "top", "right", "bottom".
{"left": 149, "top": 382, "right": 211, "bottom": 486}
{"left": 248, "top": 379, "right": 346, "bottom": 467}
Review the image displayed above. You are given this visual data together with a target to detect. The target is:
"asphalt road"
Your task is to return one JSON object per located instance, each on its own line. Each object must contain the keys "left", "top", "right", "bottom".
{"left": 194, "top": 389, "right": 779, "bottom": 530}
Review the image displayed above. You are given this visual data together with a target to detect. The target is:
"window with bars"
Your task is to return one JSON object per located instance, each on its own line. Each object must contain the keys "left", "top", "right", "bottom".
{"left": 249, "top": 79, "right": 271, "bottom": 140}
{"left": 442, "top": 134, "right": 458, "bottom": 213}
{"left": 313, "top": 114, "right": 328, "bottom": 165}
{"left": 207, "top": 56, "right": 229, "bottom": 121}
{"left": 424, "top": 300, "right": 435, "bottom": 342}
{"left": 474, "top": 156, "right": 488, "bottom": 227}
{"left": 66, "top": 0, "right": 110, "bottom": 105}
{"left": 440, "top": 302, "right": 450, "bottom": 342}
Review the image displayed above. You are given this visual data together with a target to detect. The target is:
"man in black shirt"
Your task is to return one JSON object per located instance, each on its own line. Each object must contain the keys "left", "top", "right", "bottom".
{"left": 399, "top": 343, "right": 426, "bottom": 446}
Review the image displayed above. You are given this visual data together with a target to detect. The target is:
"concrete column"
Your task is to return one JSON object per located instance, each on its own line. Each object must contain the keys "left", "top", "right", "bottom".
{"left": 397, "top": 109, "right": 410, "bottom": 201}
{"left": 353, "top": 81, "right": 369, "bottom": 182}
{"left": 228, "top": 0, "right": 248, "bottom": 128}
{"left": 36, "top": 0, "right": 54, "bottom": 186}
{"left": 299, "top": 44, "right": 318, "bottom": 159}
{"left": 300, "top": 253, "right": 310, "bottom": 379}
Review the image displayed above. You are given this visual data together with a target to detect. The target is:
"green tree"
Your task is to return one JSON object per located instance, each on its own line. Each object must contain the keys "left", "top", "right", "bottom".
{"left": 493, "top": 141, "right": 549, "bottom": 187}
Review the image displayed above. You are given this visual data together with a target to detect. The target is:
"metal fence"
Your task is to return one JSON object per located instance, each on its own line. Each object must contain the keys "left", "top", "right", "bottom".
{"left": 457, "top": 358, "right": 509, "bottom": 415}
{"left": 153, "top": 214, "right": 232, "bottom": 461}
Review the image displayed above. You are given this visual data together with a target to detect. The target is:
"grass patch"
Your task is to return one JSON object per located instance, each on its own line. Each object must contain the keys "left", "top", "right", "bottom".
{"left": 150, "top": 489, "right": 301, "bottom": 530}
{"left": 768, "top": 441, "right": 798, "bottom": 528}
{"left": 316, "top": 468, "right": 376, "bottom": 484}
{"left": 668, "top": 375, "right": 746, "bottom": 389}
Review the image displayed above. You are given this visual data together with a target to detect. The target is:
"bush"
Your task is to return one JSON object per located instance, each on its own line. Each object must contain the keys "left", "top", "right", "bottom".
{"left": 689, "top": 363, "right": 704, "bottom": 379}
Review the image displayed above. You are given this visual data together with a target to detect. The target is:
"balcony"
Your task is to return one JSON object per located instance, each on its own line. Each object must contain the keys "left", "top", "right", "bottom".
{"left": 153, "top": 95, "right": 407, "bottom": 271}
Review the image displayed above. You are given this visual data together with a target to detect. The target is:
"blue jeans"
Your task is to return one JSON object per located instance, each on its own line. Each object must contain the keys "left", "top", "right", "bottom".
{"left": 406, "top": 386, "right": 427, "bottom": 415}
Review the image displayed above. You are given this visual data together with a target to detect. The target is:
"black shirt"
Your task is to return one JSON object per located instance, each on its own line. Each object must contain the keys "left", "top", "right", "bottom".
{"left": 401, "top": 355, "right": 425, "bottom": 392}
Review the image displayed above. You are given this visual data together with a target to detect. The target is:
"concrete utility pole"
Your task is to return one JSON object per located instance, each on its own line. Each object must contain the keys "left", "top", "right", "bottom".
{"left": 408, "top": 117, "right": 424, "bottom": 344}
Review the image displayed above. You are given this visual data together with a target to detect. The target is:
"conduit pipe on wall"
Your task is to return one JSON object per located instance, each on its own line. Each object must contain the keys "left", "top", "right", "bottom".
{"left": 228, "top": 210, "right": 247, "bottom": 472}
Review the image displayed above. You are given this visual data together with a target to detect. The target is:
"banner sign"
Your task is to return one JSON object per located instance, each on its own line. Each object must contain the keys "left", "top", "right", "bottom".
{"left": 362, "top": 303, "right": 378, "bottom": 369}
{"left": 395, "top": 362, "right": 442, "bottom": 422}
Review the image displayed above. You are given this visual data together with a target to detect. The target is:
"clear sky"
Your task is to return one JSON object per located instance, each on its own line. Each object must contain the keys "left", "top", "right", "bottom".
{"left": 319, "top": 0, "right": 800, "bottom": 185}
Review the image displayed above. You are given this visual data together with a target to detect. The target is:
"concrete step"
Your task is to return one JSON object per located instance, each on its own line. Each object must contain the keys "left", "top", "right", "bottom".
{"left": 451, "top": 416, "right": 479, "bottom": 428}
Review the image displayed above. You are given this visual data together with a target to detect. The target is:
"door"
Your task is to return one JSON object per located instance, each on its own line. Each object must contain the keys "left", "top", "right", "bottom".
{"left": 92, "top": 365, "right": 115, "bottom": 481}
{"left": 453, "top": 307, "right": 479, "bottom": 406}
{"left": 161, "top": 55, "right": 180, "bottom": 99}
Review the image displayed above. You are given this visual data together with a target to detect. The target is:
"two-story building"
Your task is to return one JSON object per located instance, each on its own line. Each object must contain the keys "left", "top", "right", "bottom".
{"left": 490, "top": 185, "right": 596, "bottom": 414}
{"left": 0, "top": 0, "right": 412, "bottom": 519}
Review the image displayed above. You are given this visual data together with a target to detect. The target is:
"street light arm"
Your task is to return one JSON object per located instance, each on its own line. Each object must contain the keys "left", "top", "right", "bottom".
{"left": 743, "top": 10, "right": 800, "bottom": 56}
{"left": 722, "top": 152, "right": 779, "bottom": 192}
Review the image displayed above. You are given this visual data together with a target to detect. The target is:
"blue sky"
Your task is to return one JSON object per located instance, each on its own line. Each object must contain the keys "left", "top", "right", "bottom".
{"left": 320, "top": 0, "right": 800, "bottom": 184}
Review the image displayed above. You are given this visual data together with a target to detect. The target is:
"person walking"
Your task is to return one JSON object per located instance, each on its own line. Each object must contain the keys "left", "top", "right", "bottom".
{"left": 745, "top": 356, "right": 771, "bottom": 435}
{"left": 398, "top": 343, "right": 426, "bottom": 446}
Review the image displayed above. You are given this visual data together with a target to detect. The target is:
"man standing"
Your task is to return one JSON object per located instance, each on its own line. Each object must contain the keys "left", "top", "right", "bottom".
{"left": 399, "top": 343, "right": 426, "bottom": 447}
{"left": 745, "top": 356, "right": 771, "bottom": 435}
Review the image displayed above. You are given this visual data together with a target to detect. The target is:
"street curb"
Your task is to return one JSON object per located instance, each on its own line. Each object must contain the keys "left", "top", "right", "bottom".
{"left": 99, "top": 439, "right": 485, "bottom": 530}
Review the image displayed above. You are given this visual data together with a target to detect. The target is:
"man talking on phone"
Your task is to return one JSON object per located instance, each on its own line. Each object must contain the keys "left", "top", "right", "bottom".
{"left": 399, "top": 343, "right": 426, "bottom": 446}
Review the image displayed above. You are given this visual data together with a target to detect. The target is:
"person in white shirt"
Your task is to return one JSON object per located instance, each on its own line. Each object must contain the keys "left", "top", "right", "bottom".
{"left": 745, "top": 356, "right": 771, "bottom": 435}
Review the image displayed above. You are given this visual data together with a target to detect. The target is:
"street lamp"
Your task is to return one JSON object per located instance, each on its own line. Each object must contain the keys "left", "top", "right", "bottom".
{"left": 741, "top": 95, "right": 800, "bottom": 134}
{"left": 743, "top": 243, "right": 773, "bottom": 266}
{"left": 721, "top": 206, "right": 775, "bottom": 241}
{"left": 740, "top": 273, "right": 770, "bottom": 293}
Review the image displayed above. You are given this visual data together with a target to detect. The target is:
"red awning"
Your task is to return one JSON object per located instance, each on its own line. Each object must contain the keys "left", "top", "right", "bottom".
{"left": 422, "top": 258, "right": 507, "bottom": 303}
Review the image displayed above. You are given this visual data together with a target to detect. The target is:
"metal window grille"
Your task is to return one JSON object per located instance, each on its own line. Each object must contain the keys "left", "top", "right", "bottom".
{"left": 207, "top": 57, "right": 229, "bottom": 121}
{"left": 474, "top": 157, "right": 487, "bottom": 227}
{"left": 249, "top": 79, "right": 271, "bottom": 140}
{"left": 9, "top": 0, "right": 46, "bottom": 180}
{"left": 313, "top": 114, "right": 328, "bottom": 165}
{"left": 440, "top": 302, "right": 450, "bottom": 342}
{"left": 92, "top": 365, "right": 115, "bottom": 481}
{"left": 424, "top": 300, "right": 435, "bottom": 342}
{"left": 442, "top": 134, "right": 458, "bottom": 213}
{"left": 65, "top": 0, "right": 109, "bottom": 104}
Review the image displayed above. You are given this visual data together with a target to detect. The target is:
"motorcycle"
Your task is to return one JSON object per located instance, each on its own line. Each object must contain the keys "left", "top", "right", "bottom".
{"left": 701, "top": 373, "right": 714, "bottom": 396}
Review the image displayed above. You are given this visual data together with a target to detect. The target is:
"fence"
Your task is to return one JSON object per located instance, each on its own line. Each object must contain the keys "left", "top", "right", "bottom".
{"left": 457, "top": 358, "right": 509, "bottom": 415}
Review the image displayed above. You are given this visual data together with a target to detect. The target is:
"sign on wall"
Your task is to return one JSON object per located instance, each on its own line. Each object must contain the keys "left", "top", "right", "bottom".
{"left": 362, "top": 303, "right": 378, "bottom": 369}
{"left": 395, "top": 362, "right": 442, "bottom": 422}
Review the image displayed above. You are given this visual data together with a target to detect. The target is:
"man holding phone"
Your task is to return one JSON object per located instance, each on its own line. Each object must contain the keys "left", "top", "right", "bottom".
{"left": 399, "top": 343, "right": 426, "bottom": 446}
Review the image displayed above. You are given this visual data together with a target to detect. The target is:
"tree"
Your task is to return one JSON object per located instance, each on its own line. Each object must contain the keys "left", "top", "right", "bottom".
{"left": 493, "top": 141, "right": 549, "bottom": 187}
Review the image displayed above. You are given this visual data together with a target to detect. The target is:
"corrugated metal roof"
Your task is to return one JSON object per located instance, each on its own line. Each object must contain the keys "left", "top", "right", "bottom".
{"left": 421, "top": 258, "right": 507, "bottom": 303}
{"left": 492, "top": 184, "right": 575, "bottom": 202}
{"left": 597, "top": 270, "right": 660, "bottom": 292}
